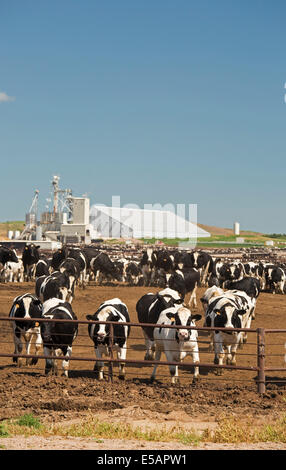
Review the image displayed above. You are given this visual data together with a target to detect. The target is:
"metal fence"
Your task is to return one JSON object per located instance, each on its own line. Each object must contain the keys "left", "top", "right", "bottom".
{"left": 0, "top": 315, "right": 285, "bottom": 394}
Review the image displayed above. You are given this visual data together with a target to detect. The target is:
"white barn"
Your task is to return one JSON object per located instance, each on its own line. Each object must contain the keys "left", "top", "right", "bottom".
{"left": 89, "top": 205, "right": 210, "bottom": 239}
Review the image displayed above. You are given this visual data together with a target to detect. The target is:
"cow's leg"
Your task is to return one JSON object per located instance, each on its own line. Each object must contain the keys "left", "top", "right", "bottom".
{"left": 13, "top": 330, "right": 23, "bottom": 367}
{"left": 25, "top": 331, "right": 34, "bottom": 365}
{"left": 32, "top": 332, "right": 43, "bottom": 365}
{"left": 94, "top": 348, "right": 105, "bottom": 380}
{"left": 143, "top": 331, "right": 155, "bottom": 360}
{"left": 44, "top": 346, "right": 54, "bottom": 375}
{"left": 214, "top": 332, "right": 224, "bottom": 375}
{"left": 62, "top": 346, "right": 72, "bottom": 377}
{"left": 189, "top": 284, "right": 198, "bottom": 309}
{"left": 150, "top": 348, "right": 162, "bottom": 383}
{"left": 118, "top": 344, "right": 127, "bottom": 380}
{"left": 192, "top": 348, "right": 200, "bottom": 381}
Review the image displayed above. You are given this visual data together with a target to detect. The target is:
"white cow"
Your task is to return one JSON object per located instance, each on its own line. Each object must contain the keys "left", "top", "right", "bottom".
{"left": 151, "top": 306, "right": 201, "bottom": 384}
{"left": 1, "top": 260, "right": 24, "bottom": 283}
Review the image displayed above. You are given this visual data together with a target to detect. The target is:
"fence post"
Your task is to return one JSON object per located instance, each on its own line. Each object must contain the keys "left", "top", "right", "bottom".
{"left": 108, "top": 323, "right": 114, "bottom": 382}
{"left": 257, "top": 328, "right": 266, "bottom": 394}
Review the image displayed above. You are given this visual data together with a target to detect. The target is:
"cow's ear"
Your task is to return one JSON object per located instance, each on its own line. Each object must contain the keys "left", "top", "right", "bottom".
{"left": 175, "top": 298, "right": 184, "bottom": 304}
{"left": 237, "top": 309, "right": 246, "bottom": 316}
{"left": 86, "top": 314, "right": 93, "bottom": 321}
{"left": 166, "top": 312, "right": 176, "bottom": 321}
{"left": 192, "top": 314, "right": 202, "bottom": 322}
{"left": 214, "top": 309, "right": 221, "bottom": 315}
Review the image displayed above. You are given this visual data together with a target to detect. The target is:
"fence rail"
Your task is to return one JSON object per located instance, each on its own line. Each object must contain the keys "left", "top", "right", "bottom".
{"left": 0, "top": 316, "right": 286, "bottom": 394}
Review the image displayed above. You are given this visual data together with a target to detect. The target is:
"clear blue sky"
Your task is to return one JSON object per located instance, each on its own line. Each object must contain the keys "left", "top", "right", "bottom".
{"left": 1, "top": 0, "right": 286, "bottom": 233}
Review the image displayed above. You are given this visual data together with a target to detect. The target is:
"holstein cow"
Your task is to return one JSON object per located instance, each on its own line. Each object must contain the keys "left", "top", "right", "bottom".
{"left": 35, "top": 259, "right": 50, "bottom": 278}
{"left": 183, "top": 251, "right": 213, "bottom": 287}
{"left": 51, "top": 246, "right": 69, "bottom": 271}
{"left": 0, "top": 246, "right": 18, "bottom": 272}
{"left": 59, "top": 257, "right": 81, "bottom": 292}
{"left": 224, "top": 276, "right": 260, "bottom": 303}
{"left": 41, "top": 298, "right": 78, "bottom": 377}
{"left": 22, "top": 244, "right": 40, "bottom": 281}
{"left": 204, "top": 290, "right": 256, "bottom": 373}
{"left": 86, "top": 298, "right": 130, "bottom": 380}
{"left": 217, "top": 261, "right": 244, "bottom": 287}
{"left": 35, "top": 271, "right": 75, "bottom": 303}
{"left": 90, "top": 252, "right": 121, "bottom": 285}
{"left": 67, "top": 248, "right": 89, "bottom": 288}
{"left": 1, "top": 259, "right": 24, "bottom": 283}
{"left": 9, "top": 294, "right": 43, "bottom": 367}
{"left": 139, "top": 248, "right": 156, "bottom": 286}
{"left": 125, "top": 261, "right": 143, "bottom": 286}
{"left": 168, "top": 268, "right": 200, "bottom": 309}
{"left": 136, "top": 288, "right": 184, "bottom": 360}
{"left": 151, "top": 306, "right": 201, "bottom": 384}
{"left": 268, "top": 266, "right": 286, "bottom": 294}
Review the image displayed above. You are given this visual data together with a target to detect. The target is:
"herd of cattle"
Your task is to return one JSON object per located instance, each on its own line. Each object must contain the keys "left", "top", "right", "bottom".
{"left": 0, "top": 243, "right": 284, "bottom": 383}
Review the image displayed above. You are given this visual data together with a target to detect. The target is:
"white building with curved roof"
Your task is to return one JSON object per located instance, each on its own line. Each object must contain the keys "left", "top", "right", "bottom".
{"left": 89, "top": 205, "right": 210, "bottom": 239}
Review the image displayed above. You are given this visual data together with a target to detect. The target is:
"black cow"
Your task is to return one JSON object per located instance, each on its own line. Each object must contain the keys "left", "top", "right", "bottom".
{"left": 35, "top": 259, "right": 50, "bottom": 278}
{"left": 136, "top": 288, "right": 184, "bottom": 360}
{"left": 22, "top": 244, "right": 40, "bottom": 281}
{"left": 86, "top": 298, "right": 130, "bottom": 380}
{"left": 125, "top": 261, "right": 142, "bottom": 285}
{"left": 224, "top": 277, "right": 261, "bottom": 301}
{"left": 168, "top": 268, "right": 200, "bottom": 308}
{"left": 90, "top": 252, "right": 121, "bottom": 285}
{"left": 41, "top": 298, "right": 78, "bottom": 376}
{"left": 35, "top": 271, "right": 75, "bottom": 303}
{"left": 59, "top": 257, "right": 81, "bottom": 288}
{"left": 0, "top": 246, "right": 18, "bottom": 268}
{"left": 51, "top": 246, "right": 69, "bottom": 271}
{"left": 9, "top": 293, "right": 43, "bottom": 367}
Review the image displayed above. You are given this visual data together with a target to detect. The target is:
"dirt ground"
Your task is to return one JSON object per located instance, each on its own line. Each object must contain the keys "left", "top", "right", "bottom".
{"left": 0, "top": 282, "right": 286, "bottom": 450}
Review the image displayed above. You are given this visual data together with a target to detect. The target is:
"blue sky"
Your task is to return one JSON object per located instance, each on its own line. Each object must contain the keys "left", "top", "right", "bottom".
{"left": 1, "top": 0, "right": 286, "bottom": 233}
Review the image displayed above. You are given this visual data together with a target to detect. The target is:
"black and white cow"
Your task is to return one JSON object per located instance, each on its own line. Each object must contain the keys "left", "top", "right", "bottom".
{"left": 51, "top": 246, "right": 69, "bottom": 271}
{"left": 167, "top": 268, "right": 200, "bottom": 309}
{"left": 67, "top": 248, "right": 89, "bottom": 288}
{"left": 267, "top": 266, "right": 286, "bottom": 294}
{"left": 125, "top": 261, "right": 142, "bottom": 285}
{"left": 9, "top": 294, "right": 43, "bottom": 367}
{"left": 86, "top": 298, "right": 130, "bottom": 380}
{"left": 204, "top": 290, "right": 256, "bottom": 372}
{"left": 40, "top": 298, "right": 78, "bottom": 377}
{"left": 22, "top": 244, "right": 40, "bottom": 281}
{"left": 139, "top": 248, "right": 156, "bottom": 286}
{"left": 151, "top": 306, "right": 201, "bottom": 384}
{"left": 35, "top": 259, "right": 50, "bottom": 278}
{"left": 224, "top": 277, "right": 261, "bottom": 302}
{"left": 0, "top": 246, "right": 19, "bottom": 272}
{"left": 1, "top": 259, "right": 24, "bottom": 283}
{"left": 90, "top": 252, "right": 121, "bottom": 285}
{"left": 35, "top": 271, "right": 75, "bottom": 303}
{"left": 136, "top": 288, "right": 184, "bottom": 360}
{"left": 183, "top": 251, "right": 213, "bottom": 286}
{"left": 217, "top": 261, "right": 244, "bottom": 287}
{"left": 59, "top": 257, "right": 81, "bottom": 288}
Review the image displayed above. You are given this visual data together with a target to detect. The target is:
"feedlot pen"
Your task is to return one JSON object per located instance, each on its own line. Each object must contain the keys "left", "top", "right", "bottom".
{"left": 0, "top": 283, "right": 286, "bottom": 394}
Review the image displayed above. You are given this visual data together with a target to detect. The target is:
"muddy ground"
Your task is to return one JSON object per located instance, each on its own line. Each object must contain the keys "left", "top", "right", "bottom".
{"left": 0, "top": 282, "right": 286, "bottom": 450}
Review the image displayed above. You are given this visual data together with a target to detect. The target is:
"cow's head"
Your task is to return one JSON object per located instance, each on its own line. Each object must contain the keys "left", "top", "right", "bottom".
{"left": 0, "top": 247, "right": 18, "bottom": 264}
{"left": 157, "top": 288, "right": 184, "bottom": 310}
{"left": 165, "top": 307, "right": 201, "bottom": 342}
{"left": 213, "top": 303, "right": 246, "bottom": 330}
{"left": 12, "top": 295, "right": 42, "bottom": 330}
{"left": 87, "top": 307, "right": 119, "bottom": 345}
